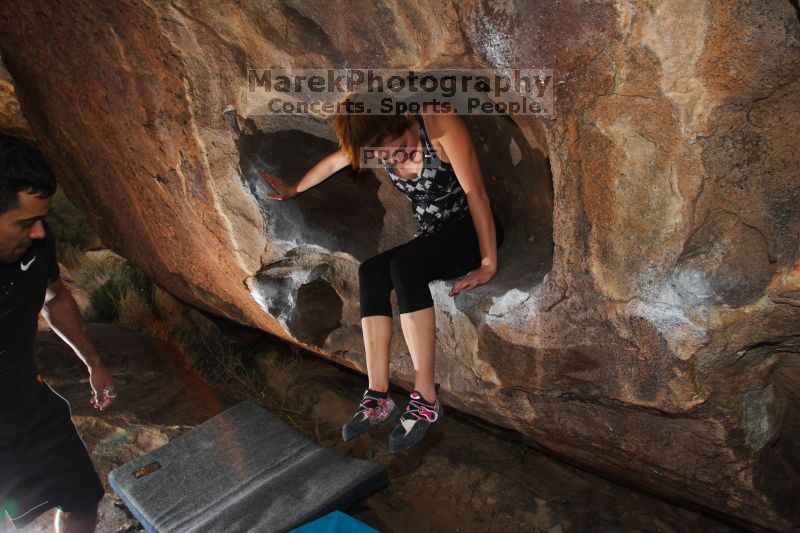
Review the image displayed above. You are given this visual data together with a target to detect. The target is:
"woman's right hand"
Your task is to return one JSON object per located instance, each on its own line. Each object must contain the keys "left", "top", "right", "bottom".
{"left": 259, "top": 170, "right": 298, "bottom": 200}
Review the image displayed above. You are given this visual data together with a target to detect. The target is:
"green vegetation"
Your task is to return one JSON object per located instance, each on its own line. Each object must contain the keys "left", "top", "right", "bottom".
{"left": 61, "top": 248, "right": 154, "bottom": 326}
{"left": 48, "top": 189, "right": 101, "bottom": 254}
{"left": 88, "top": 263, "right": 152, "bottom": 323}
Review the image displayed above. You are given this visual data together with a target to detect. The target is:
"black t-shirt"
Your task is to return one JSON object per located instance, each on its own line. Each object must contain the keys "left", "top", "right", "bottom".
{"left": 0, "top": 224, "right": 60, "bottom": 411}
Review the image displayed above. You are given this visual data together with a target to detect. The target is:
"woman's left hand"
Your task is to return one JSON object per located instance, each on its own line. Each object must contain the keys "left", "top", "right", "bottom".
{"left": 449, "top": 265, "right": 497, "bottom": 297}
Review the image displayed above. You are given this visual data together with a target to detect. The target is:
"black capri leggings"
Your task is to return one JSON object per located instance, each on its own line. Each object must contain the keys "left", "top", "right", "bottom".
{"left": 359, "top": 211, "right": 504, "bottom": 317}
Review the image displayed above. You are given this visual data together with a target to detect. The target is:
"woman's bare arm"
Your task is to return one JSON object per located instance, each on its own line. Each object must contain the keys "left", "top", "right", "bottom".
{"left": 427, "top": 112, "right": 499, "bottom": 296}
{"left": 262, "top": 148, "right": 351, "bottom": 200}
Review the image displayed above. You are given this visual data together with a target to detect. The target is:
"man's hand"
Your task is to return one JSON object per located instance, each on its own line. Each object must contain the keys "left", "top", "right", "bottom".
{"left": 448, "top": 265, "right": 497, "bottom": 297}
{"left": 89, "top": 363, "right": 116, "bottom": 411}
{"left": 44, "top": 279, "right": 117, "bottom": 411}
{"left": 259, "top": 170, "right": 297, "bottom": 200}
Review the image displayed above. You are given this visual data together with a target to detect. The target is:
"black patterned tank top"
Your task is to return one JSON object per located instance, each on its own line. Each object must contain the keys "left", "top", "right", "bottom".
{"left": 383, "top": 115, "right": 470, "bottom": 238}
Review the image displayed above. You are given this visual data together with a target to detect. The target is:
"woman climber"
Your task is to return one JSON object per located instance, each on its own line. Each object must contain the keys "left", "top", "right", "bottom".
{"left": 260, "top": 98, "right": 504, "bottom": 453}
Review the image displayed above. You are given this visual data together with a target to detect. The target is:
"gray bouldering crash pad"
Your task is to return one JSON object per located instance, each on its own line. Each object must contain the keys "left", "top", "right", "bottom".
{"left": 109, "top": 401, "right": 388, "bottom": 532}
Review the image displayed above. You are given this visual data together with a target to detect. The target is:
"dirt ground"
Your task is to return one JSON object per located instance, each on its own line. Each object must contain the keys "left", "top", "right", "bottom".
{"left": 11, "top": 324, "right": 744, "bottom": 533}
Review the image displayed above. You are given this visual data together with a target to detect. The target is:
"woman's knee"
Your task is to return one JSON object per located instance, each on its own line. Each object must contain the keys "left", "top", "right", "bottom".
{"left": 389, "top": 250, "right": 432, "bottom": 306}
{"left": 358, "top": 255, "right": 378, "bottom": 276}
{"left": 359, "top": 256, "right": 387, "bottom": 284}
{"left": 390, "top": 243, "right": 430, "bottom": 273}
{"left": 388, "top": 250, "right": 421, "bottom": 285}
{"left": 359, "top": 258, "right": 396, "bottom": 309}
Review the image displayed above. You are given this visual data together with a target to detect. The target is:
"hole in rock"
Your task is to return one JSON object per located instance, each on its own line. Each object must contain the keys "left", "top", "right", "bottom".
{"left": 458, "top": 114, "right": 554, "bottom": 297}
{"left": 232, "top": 112, "right": 554, "bottom": 303}
{"left": 248, "top": 263, "right": 343, "bottom": 348}
{"left": 287, "top": 277, "right": 343, "bottom": 346}
{"left": 752, "top": 339, "right": 800, "bottom": 524}
{"left": 233, "top": 115, "right": 386, "bottom": 261}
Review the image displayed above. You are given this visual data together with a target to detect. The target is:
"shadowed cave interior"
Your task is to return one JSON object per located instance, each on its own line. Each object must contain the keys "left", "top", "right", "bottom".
{"left": 229, "top": 111, "right": 553, "bottom": 345}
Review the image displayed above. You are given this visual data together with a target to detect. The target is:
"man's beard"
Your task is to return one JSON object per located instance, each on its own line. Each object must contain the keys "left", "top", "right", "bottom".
{"left": 0, "top": 251, "right": 20, "bottom": 264}
{"left": 0, "top": 241, "right": 34, "bottom": 263}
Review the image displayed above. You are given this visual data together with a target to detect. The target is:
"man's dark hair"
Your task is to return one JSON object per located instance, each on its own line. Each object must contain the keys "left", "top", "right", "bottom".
{"left": 0, "top": 134, "right": 57, "bottom": 214}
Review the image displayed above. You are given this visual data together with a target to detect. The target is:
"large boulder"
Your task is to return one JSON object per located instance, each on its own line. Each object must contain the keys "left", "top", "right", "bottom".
{"left": 0, "top": 54, "right": 32, "bottom": 139}
{"left": 0, "top": 1, "right": 797, "bottom": 528}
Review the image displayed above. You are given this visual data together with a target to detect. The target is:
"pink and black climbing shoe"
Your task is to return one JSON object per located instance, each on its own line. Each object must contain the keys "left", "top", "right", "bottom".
{"left": 341, "top": 389, "right": 400, "bottom": 442}
{"left": 389, "top": 390, "right": 443, "bottom": 453}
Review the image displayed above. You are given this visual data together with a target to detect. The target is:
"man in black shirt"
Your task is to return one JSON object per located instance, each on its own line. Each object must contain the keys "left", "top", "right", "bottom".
{"left": 0, "top": 135, "right": 116, "bottom": 532}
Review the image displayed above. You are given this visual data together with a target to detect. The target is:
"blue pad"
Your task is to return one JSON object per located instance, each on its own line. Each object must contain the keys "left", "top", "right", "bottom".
{"left": 289, "top": 510, "right": 378, "bottom": 532}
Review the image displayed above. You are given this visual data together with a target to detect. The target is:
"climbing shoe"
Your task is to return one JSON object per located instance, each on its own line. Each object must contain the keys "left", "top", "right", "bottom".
{"left": 389, "top": 390, "right": 443, "bottom": 453}
{"left": 342, "top": 389, "right": 400, "bottom": 442}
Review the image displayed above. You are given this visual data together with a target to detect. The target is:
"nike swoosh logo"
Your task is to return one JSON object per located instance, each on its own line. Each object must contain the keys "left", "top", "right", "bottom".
{"left": 20, "top": 256, "right": 37, "bottom": 271}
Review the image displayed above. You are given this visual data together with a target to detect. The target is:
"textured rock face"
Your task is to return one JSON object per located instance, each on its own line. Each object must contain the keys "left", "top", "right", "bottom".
{"left": 0, "top": 1, "right": 798, "bottom": 528}
{"left": 0, "top": 55, "right": 32, "bottom": 139}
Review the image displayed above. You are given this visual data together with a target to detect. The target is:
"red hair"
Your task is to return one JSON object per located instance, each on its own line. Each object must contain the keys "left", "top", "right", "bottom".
{"left": 333, "top": 96, "right": 412, "bottom": 171}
